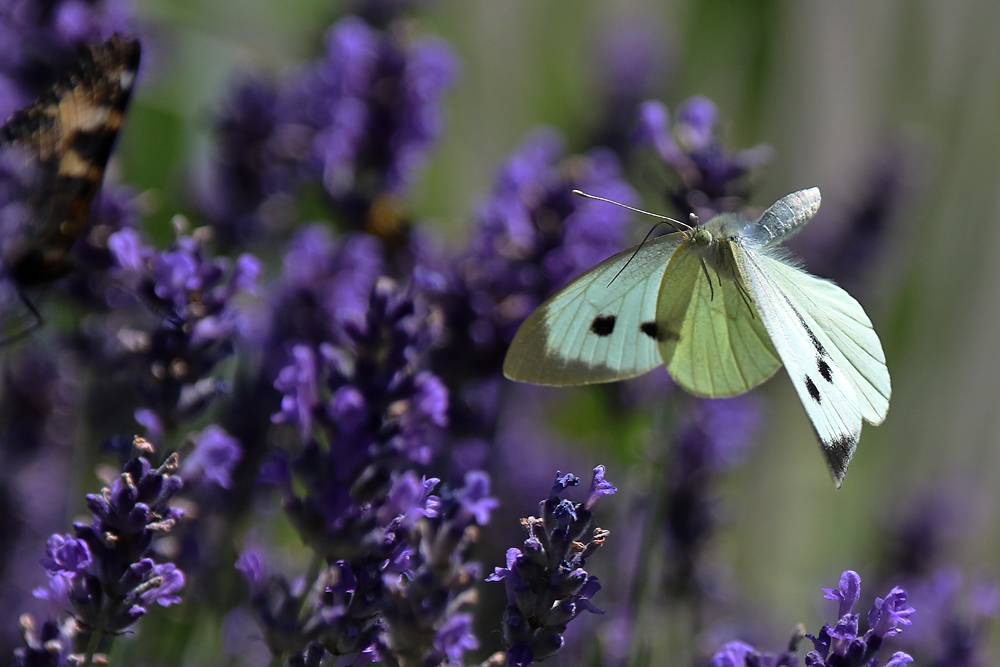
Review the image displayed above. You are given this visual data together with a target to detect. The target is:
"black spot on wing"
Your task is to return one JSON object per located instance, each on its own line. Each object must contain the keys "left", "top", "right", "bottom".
{"left": 818, "top": 358, "right": 833, "bottom": 383}
{"left": 821, "top": 433, "right": 857, "bottom": 487}
{"left": 805, "top": 376, "right": 821, "bottom": 403}
{"left": 640, "top": 321, "right": 680, "bottom": 342}
{"left": 591, "top": 315, "right": 616, "bottom": 337}
{"left": 69, "top": 127, "right": 118, "bottom": 166}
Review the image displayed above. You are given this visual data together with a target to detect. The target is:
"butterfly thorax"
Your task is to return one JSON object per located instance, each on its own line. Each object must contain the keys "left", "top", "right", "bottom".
{"left": 686, "top": 215, "right": 747, "bottom": 284}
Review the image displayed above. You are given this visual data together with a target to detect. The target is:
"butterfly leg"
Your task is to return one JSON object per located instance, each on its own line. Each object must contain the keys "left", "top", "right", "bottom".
{"left": 733, "top": 279, "right": 757, "bottom": 319}
{"left": 698, "top": 258, "right": 715, "bottom": 300}
{"left": 0, "top": 289, "right": 45, "bottom": 346}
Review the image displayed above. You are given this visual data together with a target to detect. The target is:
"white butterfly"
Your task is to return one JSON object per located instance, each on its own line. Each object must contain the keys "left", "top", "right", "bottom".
{"left": 502, "top": 188, "right": 890, "bottom": 486}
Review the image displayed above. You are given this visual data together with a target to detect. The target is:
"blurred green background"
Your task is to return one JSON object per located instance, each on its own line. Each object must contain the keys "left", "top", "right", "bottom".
{"left": 116, "top": 0, "right": 1000, "bottom": 655}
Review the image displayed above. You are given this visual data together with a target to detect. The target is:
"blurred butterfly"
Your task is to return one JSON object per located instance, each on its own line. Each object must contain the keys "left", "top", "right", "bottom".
{"left": 503, "top": 188, "right": 890, "bottom": 486}
{"left": 0, "top": 34, "right": 140, "bottom": 335}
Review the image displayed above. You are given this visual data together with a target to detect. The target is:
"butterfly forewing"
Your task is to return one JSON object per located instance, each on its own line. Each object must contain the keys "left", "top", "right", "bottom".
{"left": 656, "top": 241, "right": 780, "bottom": 397}
{"left": 503, "top": 233, "right": 683, "bottom": 385}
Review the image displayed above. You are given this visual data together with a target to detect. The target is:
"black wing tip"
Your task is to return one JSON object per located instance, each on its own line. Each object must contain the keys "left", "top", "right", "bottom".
{"left": 822, "top": 432, "right": 858, "bottom": 488}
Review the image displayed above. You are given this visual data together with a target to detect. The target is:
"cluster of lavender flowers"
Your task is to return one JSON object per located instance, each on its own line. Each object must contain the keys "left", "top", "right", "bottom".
{"left": 198, "top": 11, "right": 457, "bottom": 245}
{"left": 15, "top": 437, "right": 184, "bottom": 666}
{"left": 107, "top": 220, "right": 261, "bottom": 437}
{"left": 487, "top": 467, "right": 616, "bottom": 666}
{"left": 712, "top": 571, "right": 914, "bottom": 667}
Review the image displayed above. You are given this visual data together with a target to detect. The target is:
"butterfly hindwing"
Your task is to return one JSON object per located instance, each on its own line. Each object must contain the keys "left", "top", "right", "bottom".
{"left": 503, "top": 233, "right": 683, "bottom": 385}
{"left": 753, "top": 254, "right": 890, "bottom": 424}
{"left": 656, "top": 243, "right": 780, "bottom": 397}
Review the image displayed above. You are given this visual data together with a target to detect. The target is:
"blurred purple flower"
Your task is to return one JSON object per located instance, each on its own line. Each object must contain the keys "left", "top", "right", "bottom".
{"left": 291, "top": 17, "right": 458, "bottom": 199}
{"left": 198, "top": 13, "right": 457, "bottom": 244}
{"left": 900, "top": 568, "right": 998, "bottom": 667}
{"left": 800, "top": 139, "right": 920, "bottom": 294}
{"left": 634, "top": 96, "right": 773, "bottom": 219}
{"left": 12, "top": 616, "right": 74, "bottom": 667}
{"left": 182, "top": 425, "right": 243, "bottom": 489}
{"left": 106, "top": 224, "right": 260, "bottom": 431}
{"left": 663, "top": 395, "right": 763, "bottom": 600}
{"left": 266, "top": 226, "right": 384, "bottom": 351}
{"left": 196, "top": 75, "right": 295, "bottom": 246}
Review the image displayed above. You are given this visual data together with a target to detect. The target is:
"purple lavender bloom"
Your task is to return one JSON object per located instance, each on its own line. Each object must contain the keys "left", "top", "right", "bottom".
{"left": 195, "top": 75, "right": 297, "bottom": 246}
{"left": 198, "top": 15, "right": 457, "bottom": 242}
{"left": 106, "top": 224, "right": 260, "bottom": 432}
{"left": 710, "top": 572, "right": 913, "bottom": 667}
{"left": 266, "top": 226, "right": 384, "bottom": 352}
{"left": 272, "top": 278, "right": 448, "bottom": 559}
{"left": 805, "top": 571, "right": 914, "bottom": 667}
{"left": 248, "top": 271, "right": 459, "bottom": 663}
{"left": 633, "top": 96, "right": 773, "bottom": 219}
{"left": 377, "top": 471, "right": 497, "bottom": 666}
{"left": 290, "top": 17, "right": 458, "bottom": 200}
{"left": 39, "top": 535, "right": 91, "bottom": 575}
{"left": 487, "top": 466, "right": 615, "bottom": 666}
{"left": 181, "top": 424, "right": 243, "bottom": 489}
{"left": 17, "top": 437, "right": 185, "bottom": 659}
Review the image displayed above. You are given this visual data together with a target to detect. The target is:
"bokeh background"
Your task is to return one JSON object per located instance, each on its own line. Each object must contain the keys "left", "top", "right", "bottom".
{"left": 4, "top": 0, "right": 1000, "bottom": 664}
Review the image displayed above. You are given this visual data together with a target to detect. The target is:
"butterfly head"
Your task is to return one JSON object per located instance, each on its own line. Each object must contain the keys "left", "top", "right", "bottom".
{"left": 691, "top": 228, "right": 713, "bottom": 247}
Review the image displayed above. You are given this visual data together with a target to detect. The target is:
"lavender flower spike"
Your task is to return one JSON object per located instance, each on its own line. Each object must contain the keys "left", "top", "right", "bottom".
{"left": 711, "top": 571, "right": 913, "bottom": 667}
{"left": 488, "top": 466, "right": 616, "bottom": 666}
{"left": 806, "top": 571, "right": 914, "bottom": 667}
{"left": 16, "top": 437, "right": 185, "bottom": 663}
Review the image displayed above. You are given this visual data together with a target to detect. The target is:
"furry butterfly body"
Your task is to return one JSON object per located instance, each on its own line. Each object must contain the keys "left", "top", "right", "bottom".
{"left": 503, "top": 188, "right": 890, "bottom": 486}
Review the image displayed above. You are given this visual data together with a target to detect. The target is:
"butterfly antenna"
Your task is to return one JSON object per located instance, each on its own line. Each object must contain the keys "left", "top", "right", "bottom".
{"left": 572, "top": 189, "right": 693, "bottom": 234}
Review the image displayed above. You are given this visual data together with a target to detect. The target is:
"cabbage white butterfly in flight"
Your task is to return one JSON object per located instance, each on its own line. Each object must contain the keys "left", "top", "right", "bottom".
{"left": 503, "top": 188, "right": 890, "bottom": 486}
